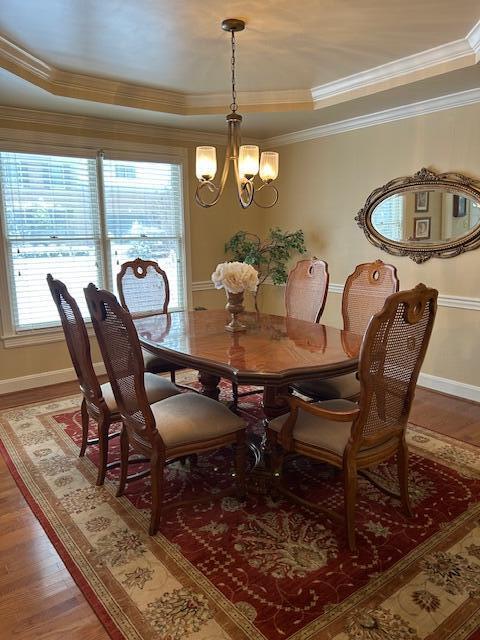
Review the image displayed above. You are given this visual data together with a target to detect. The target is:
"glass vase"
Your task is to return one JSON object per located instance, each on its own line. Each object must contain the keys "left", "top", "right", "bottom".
{"left": 225, "top": 291, "right": 246, "bottom": 332}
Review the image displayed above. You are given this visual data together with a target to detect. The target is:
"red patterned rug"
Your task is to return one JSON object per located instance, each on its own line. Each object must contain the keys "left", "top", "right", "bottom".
{"left": 1, "top": 373, "right": 480, "bottom": 640}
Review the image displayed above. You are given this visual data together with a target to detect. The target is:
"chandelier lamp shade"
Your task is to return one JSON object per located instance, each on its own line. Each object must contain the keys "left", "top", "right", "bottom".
{"left": 195, "top": 19, "right": 279, "bottom": 209}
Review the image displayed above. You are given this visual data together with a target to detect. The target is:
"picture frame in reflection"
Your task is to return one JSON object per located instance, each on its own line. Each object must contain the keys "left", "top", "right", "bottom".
{"left": 413, "top": 216, "right": 431, "bottom": 240}
{"left": 415, "top": 191, "right": 429, "bottom": 212}
{"left": 453, "top": 194, "right": 467, "bottom": 217}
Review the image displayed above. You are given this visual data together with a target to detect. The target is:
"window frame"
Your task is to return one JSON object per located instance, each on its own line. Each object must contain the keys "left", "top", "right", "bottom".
{"left": 0, "top": 144, "right": 191, "bottom": 347}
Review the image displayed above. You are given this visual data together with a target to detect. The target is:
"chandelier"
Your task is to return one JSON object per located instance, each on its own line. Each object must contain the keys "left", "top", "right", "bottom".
{"left": 195, "top": 19, "right": 279, "bottom": 209}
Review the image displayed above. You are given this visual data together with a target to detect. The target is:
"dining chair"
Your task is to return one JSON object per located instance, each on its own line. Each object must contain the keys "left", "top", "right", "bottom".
{"left": 268, "top": 283, "right": 438, "bottom": 551}
{"left": 117, "top": 257, "right": 184, "bottom": 382}
{"left": 285, "top": 258, "right": 329, "bottom": 322}
{"left": 47, "top": 275, "right": 180, "bottom": 485}
{"left": 84, "top": 283, "right": 247, "bottom": 535}
{"left": 293, "top": 260, "right": 399, "bottom": 401}
{"left": 232, "top": 258, "right": 329, "bottom": 410}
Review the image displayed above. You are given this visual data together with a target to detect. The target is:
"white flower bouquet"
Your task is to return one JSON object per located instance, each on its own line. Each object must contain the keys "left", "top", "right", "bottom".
{"left": 211, "top": 261, "right": 259, "bottom": 294}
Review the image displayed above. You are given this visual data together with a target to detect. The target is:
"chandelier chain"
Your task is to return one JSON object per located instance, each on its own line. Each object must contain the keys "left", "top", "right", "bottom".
{"left": 230, "top": 30, "right": 238, "bottom": 112}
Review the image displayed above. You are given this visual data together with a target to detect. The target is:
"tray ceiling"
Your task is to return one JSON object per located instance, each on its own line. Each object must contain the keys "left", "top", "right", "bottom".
{"left": 0, "top": 0, "right": 479, "bottom": 136}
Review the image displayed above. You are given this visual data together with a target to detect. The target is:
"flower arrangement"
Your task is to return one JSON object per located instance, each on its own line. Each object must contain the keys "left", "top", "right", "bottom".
{"left": 211, "top": 262, "right": 258, "bottom": 332}
{"left": 211, "top": 261, "right": 259, "bottom": 294}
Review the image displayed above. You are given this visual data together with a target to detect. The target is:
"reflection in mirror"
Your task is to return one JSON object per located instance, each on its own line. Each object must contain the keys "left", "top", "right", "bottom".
{"left": 371, "top": 191, "right": 480, "bottom": 245}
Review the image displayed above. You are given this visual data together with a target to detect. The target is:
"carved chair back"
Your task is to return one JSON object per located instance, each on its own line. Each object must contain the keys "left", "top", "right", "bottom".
{"left": 342, "top": 260, "right": 399, "bottom": 335}
{"left": 285, "top": 258, "right": 329, "bottom": 323}
{"left": 84, "top": 284, "right": 160, "bottom": 448}
{"left": 47, "top": 275, "right": 102, "bottom": 405}
{"left": 352, "top": 284, "right": 438, "bottom": 450}
{"left": 117, "top": 258, "right": 170, "bottom": 318}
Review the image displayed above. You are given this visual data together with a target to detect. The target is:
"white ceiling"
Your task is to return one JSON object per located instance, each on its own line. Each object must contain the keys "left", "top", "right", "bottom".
{"left": 1, "top": 0, "right": 478, "bottom": 91}
{"left": 0, "top": 0, "right": 479, "bottom": 137}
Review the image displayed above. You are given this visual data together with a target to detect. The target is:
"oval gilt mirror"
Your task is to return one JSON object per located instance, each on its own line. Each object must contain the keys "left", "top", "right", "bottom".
{"left": 356, "top": 168, "right": 480, "bottom": 262}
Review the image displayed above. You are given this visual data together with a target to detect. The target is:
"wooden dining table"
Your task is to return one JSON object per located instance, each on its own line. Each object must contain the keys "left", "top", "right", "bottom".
{"left": 134, "top": 309, "right": 362, "bottom": 420}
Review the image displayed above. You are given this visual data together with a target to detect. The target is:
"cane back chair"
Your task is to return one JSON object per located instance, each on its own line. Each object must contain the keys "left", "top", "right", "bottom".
{"left": 85, "top": 284, "right": 247, "bottom": 535}
{"left": 285, "top": 258, "right": 329, "bottom": 322}
{"left": 47, "top": 275, "right": 179, "bottom": 485}
{"left": 117, "top": 258, "right": 184, "bottom": 381}
{"left": 293, "top": 260, "right": 399, "bottom": 401}
{"left": 268, "top": 283, "right": 438, "bottom": 551}
{"left": 232, "top": 259, "right": 329, "bottom": 410}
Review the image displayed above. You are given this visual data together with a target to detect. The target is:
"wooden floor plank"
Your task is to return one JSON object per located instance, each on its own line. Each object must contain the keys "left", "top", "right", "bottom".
{"left": 0, "top": 382, "right": 479, "bottom": 638}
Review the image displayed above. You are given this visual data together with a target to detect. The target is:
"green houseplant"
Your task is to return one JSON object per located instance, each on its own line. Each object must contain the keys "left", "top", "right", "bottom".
{"left": 224, "top": 227, "right": 307, "bottom": 312}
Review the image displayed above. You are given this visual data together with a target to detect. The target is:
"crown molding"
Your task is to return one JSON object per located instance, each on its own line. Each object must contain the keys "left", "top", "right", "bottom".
{"left": 310, "top": 31, "right": 478, "bottom": 108}
{"left": 0, "top": 33, "right": 313, "bottom": 115}
{"left": 467, "top": 20, "right": 480, "bottom": 57}
{"left": 264, "top": 87, "right": 480, "bottom": 147}
{"left": 1, "top": 21, "right": 479, "bottom": 116}
{"left": 0, "top": 105, "right": 232, "bottom": 146}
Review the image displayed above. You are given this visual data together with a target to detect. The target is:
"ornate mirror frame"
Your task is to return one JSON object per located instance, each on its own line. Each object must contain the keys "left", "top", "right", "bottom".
{"left": 355, "top": 168, "right": 480, "bottom": 263}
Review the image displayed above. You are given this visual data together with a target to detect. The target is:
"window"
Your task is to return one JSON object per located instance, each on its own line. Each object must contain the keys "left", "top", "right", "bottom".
{"left": 103, "top": 159, "right": 185, "bottom": 310}
{"left": 0, "top": 151, "right": 186, "bottom": 332}
{"left": 114, "top": 165, "right": 136, "bottom": 179}
{"left": 371, "top": 194, "right": 404, "bottom": 241}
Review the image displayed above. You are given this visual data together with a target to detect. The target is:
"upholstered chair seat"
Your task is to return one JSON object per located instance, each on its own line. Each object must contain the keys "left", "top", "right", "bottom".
{"left": 142, "top": 348, "right": 183, "bottom": 375}
{"left": 100, "top": 372, "right": 180, "bottom": 413}
{"left": 150, "top": 393, "right": 245, "bottom": 448}
{"left": 294, "top": 372, "right": 359, "bottom": 402}
{"left": 269, "top": 399, "right": 396, "bottom": 456}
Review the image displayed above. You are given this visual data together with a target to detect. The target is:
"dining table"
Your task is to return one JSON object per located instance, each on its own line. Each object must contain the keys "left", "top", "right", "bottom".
{"left": 135, "top": 308, "right": 362, "bottom": 491}
{"left": 134, "top": 308, "right": 362, "bottom": 419}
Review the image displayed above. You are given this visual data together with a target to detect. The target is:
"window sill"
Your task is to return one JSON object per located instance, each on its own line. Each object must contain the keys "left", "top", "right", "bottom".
{"left": 2, "top": 325, "right": 95, "bottom": 348}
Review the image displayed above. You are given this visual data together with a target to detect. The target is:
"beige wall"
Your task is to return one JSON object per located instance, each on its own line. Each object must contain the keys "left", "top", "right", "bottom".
{"left": 0, "top": 115, "right": 262, "bottom": 381}
{"left": 259, "top": 103, "right": 480, "bottom": 387}
{"left": 2, "top": 103, "right": 480, "bottom": 389}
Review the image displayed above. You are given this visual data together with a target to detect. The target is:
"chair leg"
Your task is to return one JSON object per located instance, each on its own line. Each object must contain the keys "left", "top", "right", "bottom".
{"left": 232, "top": 382, "right": 239, "bottom": 410}
{"left": 398, "top": 438, "right": 412, "bottom": 517}
{"left": 235, "top": 431, "right": 247, "bottom": 501}
{"left": 116, "top": 425, "right": 129, "bottom": 497}
{"left": 267, "top": 429, "right": 283, "bottom": 476}
{"left": 79, "top": 397, "right": 89, "bottom": 457}
{"left": 170, "top": 369, "right": 176, "bottom": 383}
{"left": 344, "top": 461, "right": 358, "bottom": 552}
{"left": 149, "top": 450, "right": 165, "bottom": 536}
{"left": 96, "top": 413, "right": 110, "bottom": 486}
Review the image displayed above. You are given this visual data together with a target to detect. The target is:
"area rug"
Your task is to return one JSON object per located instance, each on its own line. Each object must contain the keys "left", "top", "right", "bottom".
{"left": 1, "top": 375, "right": 480, "bottom": 640}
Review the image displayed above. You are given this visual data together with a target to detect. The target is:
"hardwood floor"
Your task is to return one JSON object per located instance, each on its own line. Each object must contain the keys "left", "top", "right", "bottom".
{"left": 409, "top": 386, "right": 480, "bottom": 446}
{"left": 0, "top": 382, "right": 479, "bottom": 638}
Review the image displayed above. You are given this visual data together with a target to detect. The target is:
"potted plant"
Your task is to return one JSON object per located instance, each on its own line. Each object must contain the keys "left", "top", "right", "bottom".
{"left": 224, "top": 227, "right": 307, "bottom": 312}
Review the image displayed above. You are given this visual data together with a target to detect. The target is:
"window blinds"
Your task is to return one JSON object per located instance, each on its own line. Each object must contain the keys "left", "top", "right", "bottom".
{"left": 0, "top": 152, "right": 186, "bottom": 331}
{"left": 0, "top": 152, "right": 102, "bottom": 329}
{"left": 371, "top": 194, "right": 404, "bottom": 241}
{"left": 102, "top": 159, "right": 185, "bottom": 310}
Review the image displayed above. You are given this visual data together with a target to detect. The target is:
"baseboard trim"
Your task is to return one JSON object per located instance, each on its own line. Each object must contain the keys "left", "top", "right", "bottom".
{"left": 418, "top": 372, "right": 480, "bottom": 403}
{"left": 1, "top": 361, "right": 478, "bottom": 405}
{"left": 0, "top": 362, "right": 106, "bottom": 396}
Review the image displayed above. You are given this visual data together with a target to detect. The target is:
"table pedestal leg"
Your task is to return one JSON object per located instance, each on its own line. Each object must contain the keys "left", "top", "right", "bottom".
{"left": 262, "top": 385, "right": 290, "bottom": 421}
{"left": 198, "top": 371, "right": 221, "bottom": 400}
{"left": 247, "top": 385, "right": 290, "bottom": 495}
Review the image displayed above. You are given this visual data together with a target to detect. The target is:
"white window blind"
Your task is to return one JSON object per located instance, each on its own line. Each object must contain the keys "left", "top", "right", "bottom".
{"left": 103, "top": 158, "right": 185, "bottom": 310}
{"left": 371, "top": 195, "right": 404, "bottom": 241}
{"left": 0, "top": 151, "right": 187, "bottom": 332}
{"left": 0, "top": 152, "right": 102, "bottom": 329}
